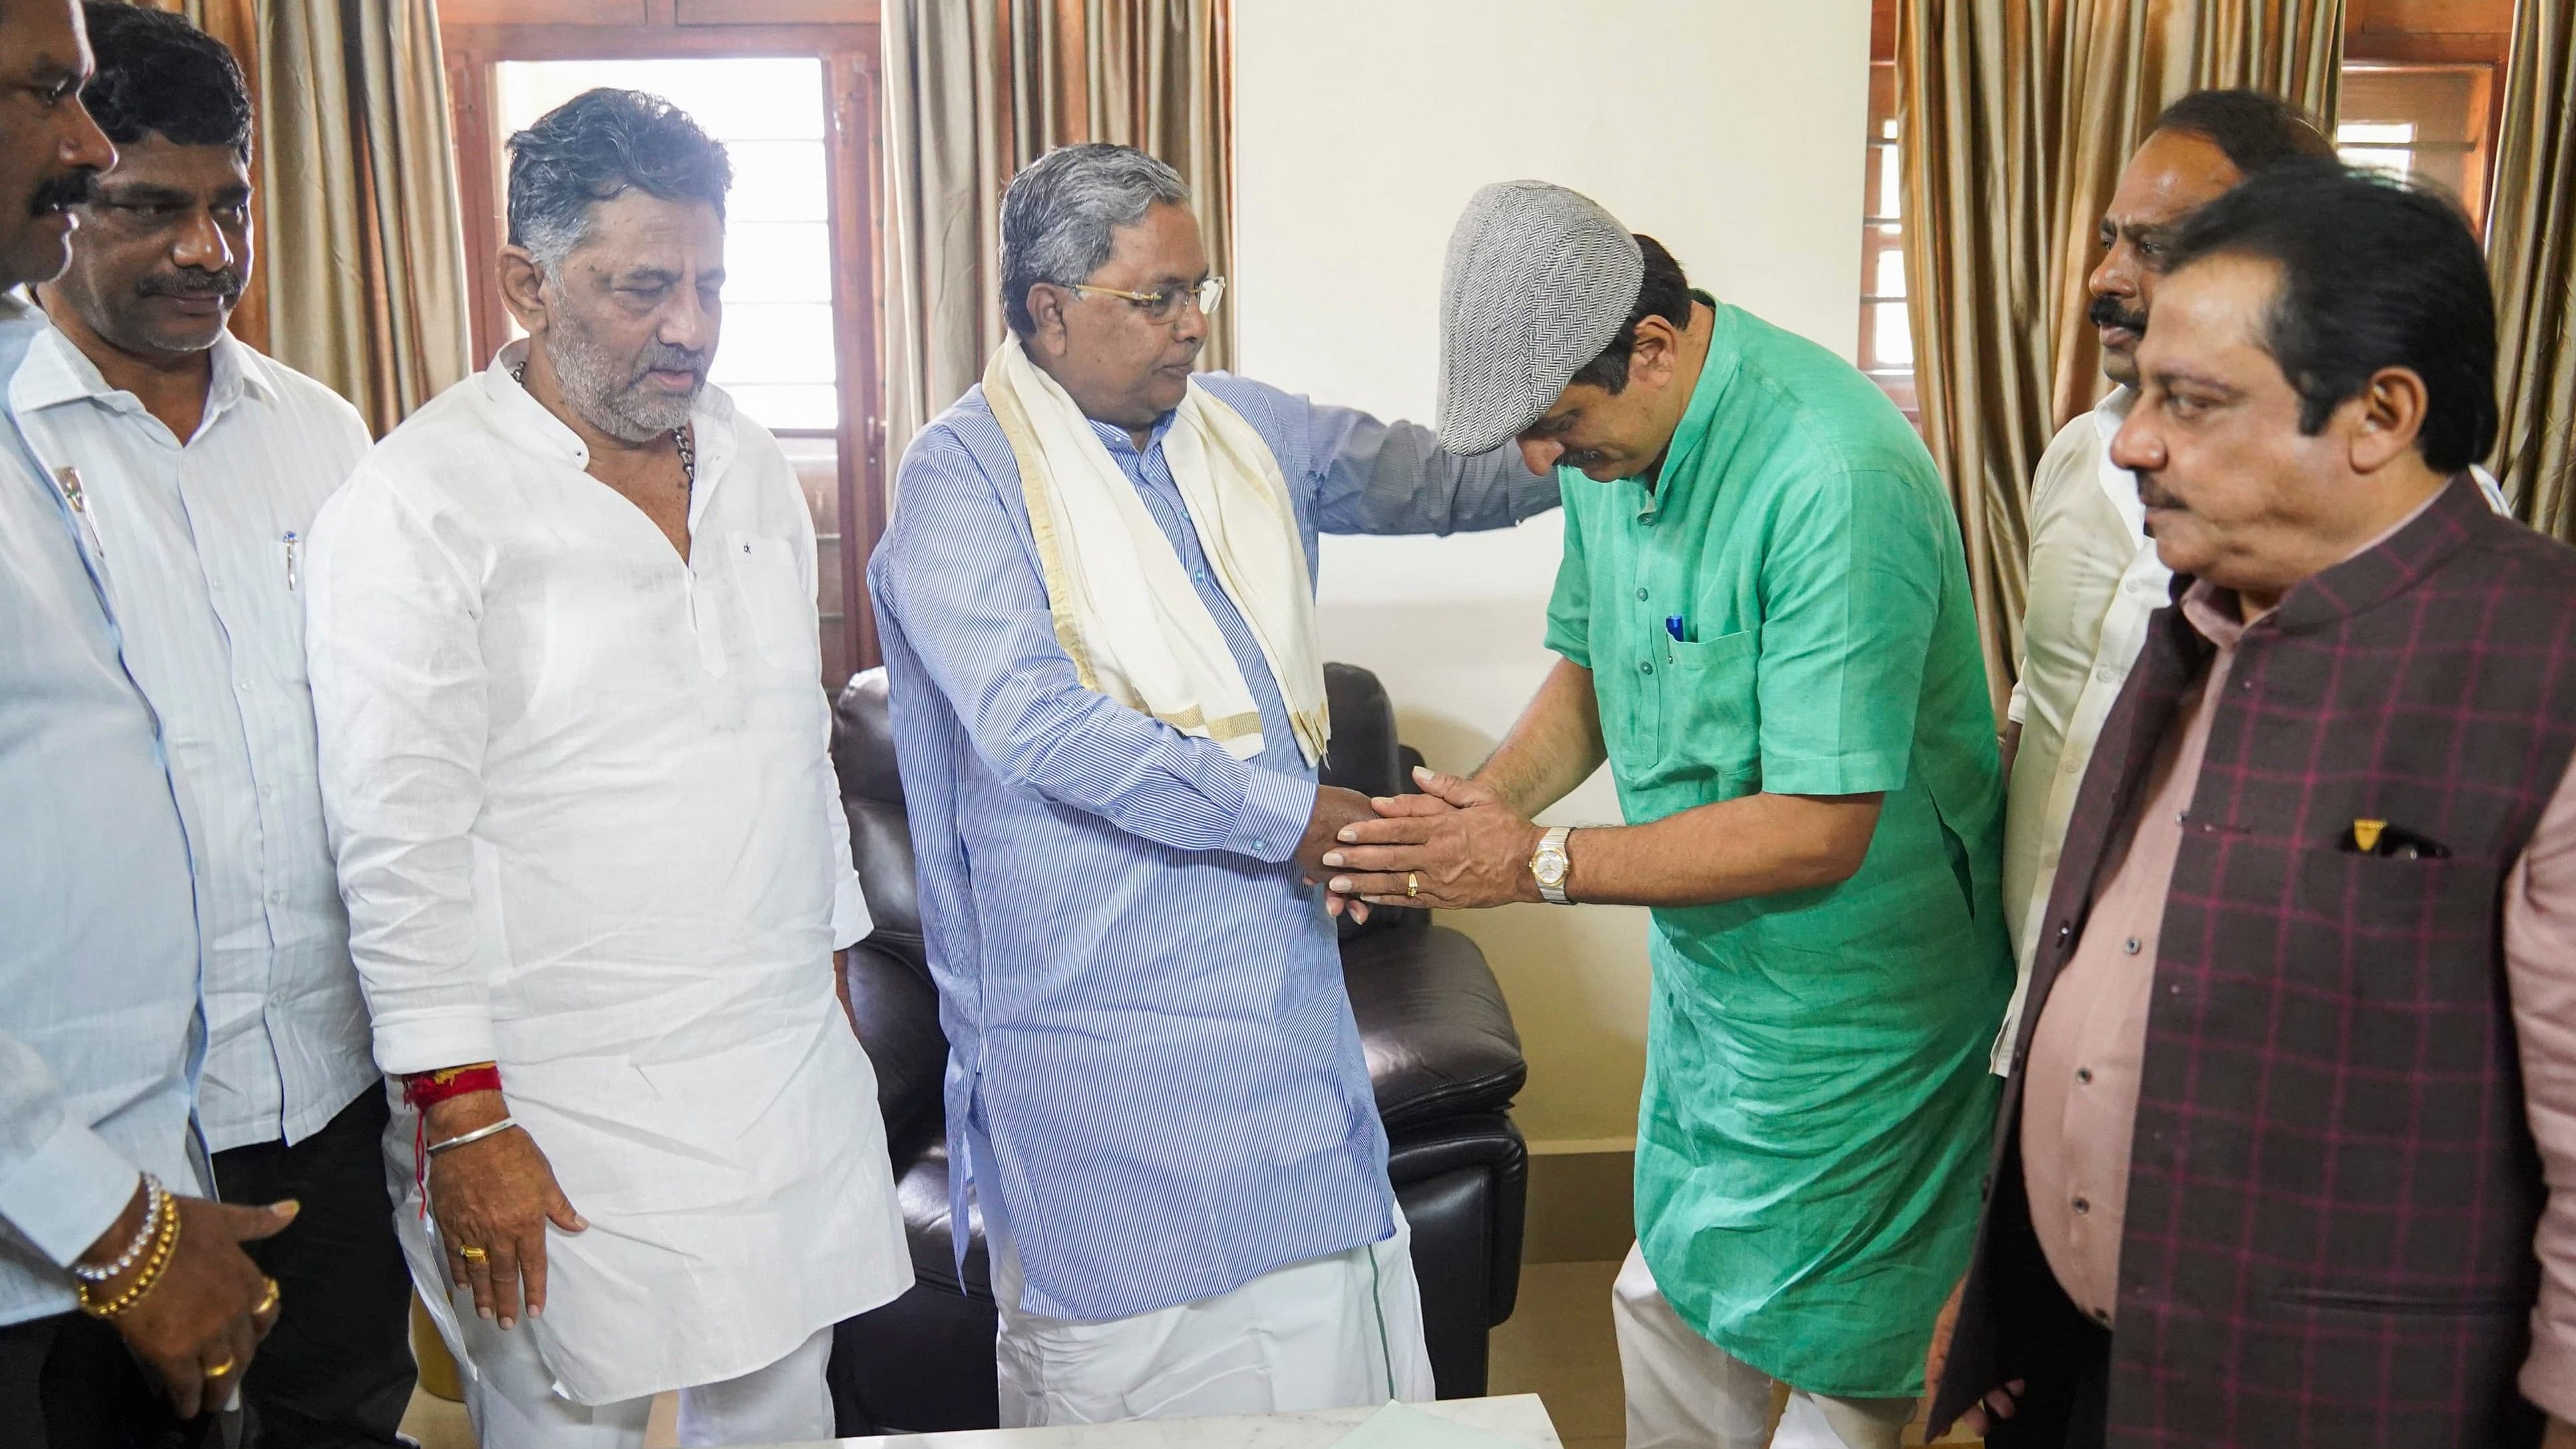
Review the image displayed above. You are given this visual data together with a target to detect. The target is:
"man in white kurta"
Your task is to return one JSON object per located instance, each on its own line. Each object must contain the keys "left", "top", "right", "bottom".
{"left": 304, "top": 89, "right": 906, "bottom": 1449}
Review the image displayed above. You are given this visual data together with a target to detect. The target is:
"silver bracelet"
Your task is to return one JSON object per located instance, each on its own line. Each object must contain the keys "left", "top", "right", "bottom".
{"left": 71, "top": 1172, "right": 162, "bottom": 1283}
{"left": 425, "top": 1118, "right": 518, "bottom": 1156}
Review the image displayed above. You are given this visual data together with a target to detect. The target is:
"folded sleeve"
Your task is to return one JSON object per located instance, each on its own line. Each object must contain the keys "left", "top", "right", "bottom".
{"left": 1751, "top": 467, "right": 1939, "bottom": 797}
{"left": 1197, "top": 375, "right": 1557, "bottom": 537}
{"left": 0, "top": 1031, "right": 140, "bottom": 1267}
{"left": 304, "top": 469, "right": 499, "bottom": 1076}
{"left": 870, "top": 426, "right": 1314, "bottom": 864}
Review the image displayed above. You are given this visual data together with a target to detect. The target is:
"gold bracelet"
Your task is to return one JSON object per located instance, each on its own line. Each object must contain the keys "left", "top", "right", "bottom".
{"left": 76, "top": 1185, "right": 181, "bottom": 1321}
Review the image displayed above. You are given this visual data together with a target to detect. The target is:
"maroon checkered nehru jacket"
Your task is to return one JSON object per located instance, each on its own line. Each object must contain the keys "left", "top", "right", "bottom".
{"left": 2026, "top": 477, "right": 2576, "bottom": 1445}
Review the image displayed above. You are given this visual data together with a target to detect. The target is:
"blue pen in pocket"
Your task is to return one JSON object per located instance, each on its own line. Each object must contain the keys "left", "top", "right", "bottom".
{"left": 1666, "top": 615, "right": 1686, "bottom": 642}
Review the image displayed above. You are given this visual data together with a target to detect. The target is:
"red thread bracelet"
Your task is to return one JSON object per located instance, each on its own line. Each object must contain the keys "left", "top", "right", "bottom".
{"left": 404, "top": 1064, "right": 505, "bottom": 1217}
{"left": 403, "top": 1063, "right": 501, "bottom": 1111}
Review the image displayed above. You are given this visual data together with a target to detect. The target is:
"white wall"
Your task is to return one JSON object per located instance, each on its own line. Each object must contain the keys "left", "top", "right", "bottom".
{"left": 1233, "top": 0, "right": 1873, "bottom": 1147}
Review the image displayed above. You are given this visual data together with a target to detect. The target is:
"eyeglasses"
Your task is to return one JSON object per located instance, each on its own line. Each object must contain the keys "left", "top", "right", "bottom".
{"left": 1058, "top": 276, "right": 1226, "bottom": 322}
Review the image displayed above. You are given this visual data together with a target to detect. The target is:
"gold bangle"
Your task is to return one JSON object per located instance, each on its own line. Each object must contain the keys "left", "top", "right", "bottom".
{"left": 77, "top": 1185, "right": 182, "bottom": 1321}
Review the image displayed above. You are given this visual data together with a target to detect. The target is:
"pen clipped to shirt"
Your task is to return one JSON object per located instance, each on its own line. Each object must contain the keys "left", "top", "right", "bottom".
{"left": 281, "top": 530, "right": 299, "bottom": 592}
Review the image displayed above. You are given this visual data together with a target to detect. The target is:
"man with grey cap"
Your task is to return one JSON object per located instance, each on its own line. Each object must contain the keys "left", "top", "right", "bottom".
{"left": 866, "top": 143, "right": 1555, "bottom": 1426}
{"left": 1322, "top": 181, "right": 2011, "bottom": 1448}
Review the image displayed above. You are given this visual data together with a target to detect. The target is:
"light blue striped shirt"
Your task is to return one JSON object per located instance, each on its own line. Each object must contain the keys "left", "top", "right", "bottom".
{"left": 869, "top": 371, "right": 1555, "bottom": 1321}
{"left": 15, "top": 327, "right": 376, "bottom": 1153}
{"left": 0, "top": 296, "right": 203, "bottom": 1326}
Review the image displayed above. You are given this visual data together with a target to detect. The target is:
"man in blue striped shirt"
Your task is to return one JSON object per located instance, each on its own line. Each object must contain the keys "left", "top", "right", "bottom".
{"left": 868, "top": 143, "right": 1555, "bottom": 1426}
{"left": 0, "top": 0, "right": 294, "bottom": 1438}
{"left": 17, "top": 11, "right": 408, "bottom": 1446}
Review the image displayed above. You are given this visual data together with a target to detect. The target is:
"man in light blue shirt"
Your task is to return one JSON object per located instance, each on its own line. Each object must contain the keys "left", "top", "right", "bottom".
{"left": 868, "top": 143, "right": 1555, "bottom": 1426}
{"left": 0, "top": 0, "right": 295, "bottom": 1440}
{"left": 15, "top": 9, "right": 404, "bottom": 1446}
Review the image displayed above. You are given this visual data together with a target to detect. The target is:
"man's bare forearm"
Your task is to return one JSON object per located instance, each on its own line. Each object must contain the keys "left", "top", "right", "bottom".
{"left": 1471, "top": 658, "right": 1607, "bottom": 819}
{"left": 1561, "top": 791, "right": 1883, "bottom": 908}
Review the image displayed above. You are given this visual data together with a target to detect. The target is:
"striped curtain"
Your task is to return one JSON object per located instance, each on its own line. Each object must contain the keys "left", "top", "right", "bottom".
{"left": 2487, "top": 0, "right": 2576, "bottom": 540}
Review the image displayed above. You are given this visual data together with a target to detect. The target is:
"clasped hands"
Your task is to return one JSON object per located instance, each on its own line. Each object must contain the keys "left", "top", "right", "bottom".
{"left": 1296, "top": 766, "right": 1543, "bottom": 913}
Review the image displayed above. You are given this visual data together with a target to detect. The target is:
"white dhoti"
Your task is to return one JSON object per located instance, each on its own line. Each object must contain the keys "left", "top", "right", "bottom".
{"left": 446, "top": 1311, "right": 834, "bottom": 1449}
{"left": 1612, "top": 1243, "right": 1917, "bottom": 1449}
{"left": 987, "top": 1195, "right": 1436, "bottom": 1426}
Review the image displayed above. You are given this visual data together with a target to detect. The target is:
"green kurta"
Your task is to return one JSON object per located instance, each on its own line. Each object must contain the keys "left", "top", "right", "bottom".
{"left": 1546, "top": 300, "right": 2010, "bottom": 1398}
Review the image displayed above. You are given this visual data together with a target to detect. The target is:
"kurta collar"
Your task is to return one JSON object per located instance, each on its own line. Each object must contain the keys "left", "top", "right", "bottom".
{"left": 1630, "top": 293, "right": 1740, "bottom": 522}
{"left": 482, "top": 337, "right": 740, "bottom": 528}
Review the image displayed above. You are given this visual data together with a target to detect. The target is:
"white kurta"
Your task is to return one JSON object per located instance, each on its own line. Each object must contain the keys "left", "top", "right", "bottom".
{"left": 304, "top": 343, "right": 908, "bottom": 1404}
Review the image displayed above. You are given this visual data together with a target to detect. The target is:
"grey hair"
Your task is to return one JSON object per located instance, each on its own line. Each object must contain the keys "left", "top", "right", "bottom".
{"left": 998, "top": 143, "right": 1190, "bottom": 337}
{"left": 508, "top": 88, "right": 732, "bottom": 274}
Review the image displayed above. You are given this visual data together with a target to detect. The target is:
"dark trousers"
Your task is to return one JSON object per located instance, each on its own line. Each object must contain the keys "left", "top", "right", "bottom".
{"left": 0, "top": 1311, "right": 224, "bottom": 1449}
{"left": 210, "top": 1087, "right": 414, "bottom": 1449}
{"left": 1984, "top": 1260, "right": 2112, "bottom": 1449}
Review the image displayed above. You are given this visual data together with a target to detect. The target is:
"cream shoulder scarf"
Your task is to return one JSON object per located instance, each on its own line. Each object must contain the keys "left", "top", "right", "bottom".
{"left": 983, "top": 335, "right": 1329, "bottom": 764}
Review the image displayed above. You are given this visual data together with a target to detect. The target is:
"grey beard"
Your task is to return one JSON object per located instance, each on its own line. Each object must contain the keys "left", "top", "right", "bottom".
{"left": 545, "top": 328, "right": 699, "bottom": 442}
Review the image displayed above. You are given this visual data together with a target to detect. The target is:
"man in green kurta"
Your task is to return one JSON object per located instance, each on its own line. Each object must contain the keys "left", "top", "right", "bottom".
{"left": 1322, "top": 182, "right": 2010, "bottom": 1448}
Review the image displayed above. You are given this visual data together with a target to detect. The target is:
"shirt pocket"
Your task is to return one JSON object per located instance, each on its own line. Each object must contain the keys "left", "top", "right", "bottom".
{"left": 1649, "top": 628, "right": 1760, "bottom": 799}
{"left": 723, "top": 530, "right": 816, "bottom": 673}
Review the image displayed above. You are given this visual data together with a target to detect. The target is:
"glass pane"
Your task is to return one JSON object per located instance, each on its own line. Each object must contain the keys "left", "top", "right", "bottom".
{"left": 712, "top": 303, "right": 836, "bottom": 385}
{"left": 725, "top": 383, "right": 840, "bottom": 433}
{"left": 1873, "top": 245, "right": 1906, "bottom": 301}
{"left": 1868, "top": 302, "right": 1913, "bottom": 370}
{"left": 722, "top": 222, "right": 835, "bottom": 304}
{"left": 494, "top": 58, "right": 825, "bottom": 142}
{"left": 725, "top": 141, "right": 830, "bottom": 223}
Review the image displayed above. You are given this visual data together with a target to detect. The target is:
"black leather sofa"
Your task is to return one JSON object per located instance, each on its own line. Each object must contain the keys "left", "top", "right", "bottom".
{"left": 823, "top": 662, "right": 1530, "bottom": 1435}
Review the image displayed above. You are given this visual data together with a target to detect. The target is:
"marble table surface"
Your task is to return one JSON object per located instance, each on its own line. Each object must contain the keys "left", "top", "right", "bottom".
{"left": 749, "top": 1394, "right": 1565, "bottom": 1448}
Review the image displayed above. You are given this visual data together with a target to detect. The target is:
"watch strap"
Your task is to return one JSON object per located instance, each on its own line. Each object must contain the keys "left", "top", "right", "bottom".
{"left": 1535, "top": 825, "right": 1573, "bottom": 905}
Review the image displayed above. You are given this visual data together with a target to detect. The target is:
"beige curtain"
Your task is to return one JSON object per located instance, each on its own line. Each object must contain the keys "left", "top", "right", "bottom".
{"left": 882, "top": 0, "right": 1234, "bottom": 460}
{"left": 2489, "top": 0, "right": 2576, "bottom": 540}
{"left": 138, "top": 0, "right": 472, "bottom": 437}
{"left": 1898, "top": 0, "right": 2342, "bottom": 715}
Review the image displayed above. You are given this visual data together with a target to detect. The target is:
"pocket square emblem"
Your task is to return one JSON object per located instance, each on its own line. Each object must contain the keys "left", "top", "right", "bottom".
{"left": 2338, "top": 818, "right": 2450, "bottom": 859}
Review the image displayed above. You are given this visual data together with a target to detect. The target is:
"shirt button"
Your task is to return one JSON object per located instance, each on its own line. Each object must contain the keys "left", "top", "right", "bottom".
{"left": 2123, "top": 937, "right": 2141, "bottom": 956}
{"left": 2076, "top": 1066, "right": 2094, "bottom": 1084}
{"left": 1634, "top": 587, "right": 1649, "bottom": 600}
{"left": 2095, "top": 666, "right": 2117, "bottom": 683}
{"left": 1639, "top": 661, "right": 1654, "bottom": 676}
{"left": 1251, "top": 838, "right": 1266, "bottom": 851}
{"left": 2072, "top": 1195, "right": 2091, "bottom": 1215}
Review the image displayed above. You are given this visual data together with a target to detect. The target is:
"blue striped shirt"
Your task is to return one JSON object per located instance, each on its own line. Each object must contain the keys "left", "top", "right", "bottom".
{"left": 868, "top": 372, "right": 1554, "bottom": 1320}
{"left": 0, "top": 296, "right": 203, "bottom": 1326}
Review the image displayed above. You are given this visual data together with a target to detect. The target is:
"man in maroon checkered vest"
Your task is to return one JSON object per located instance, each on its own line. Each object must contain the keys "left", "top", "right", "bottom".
{"left": 1929, "top": 161, "right": 2576, "bottom": 1448}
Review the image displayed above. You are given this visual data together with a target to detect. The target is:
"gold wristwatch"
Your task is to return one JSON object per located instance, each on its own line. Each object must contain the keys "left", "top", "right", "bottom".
{"left": 1530, "top": 826, "right": 1574, "bottom": 905}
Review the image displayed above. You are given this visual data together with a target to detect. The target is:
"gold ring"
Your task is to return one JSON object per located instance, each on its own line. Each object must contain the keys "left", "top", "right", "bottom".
{"left": 204, "top": 1355, "right": 236, "bottom": 1377}
{"left": 1405, "top": 871, "right": 1420, "bottom": 899}
{"left": 254, "top": 1279, "right": 281, "bottom": 1316}
{"left": 458, "top": 1245, "right": 488, "bottom": 1263}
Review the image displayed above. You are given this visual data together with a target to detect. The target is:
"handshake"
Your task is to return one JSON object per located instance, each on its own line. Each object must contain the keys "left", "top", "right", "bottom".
{"left": 1293, "top": 765, "right": 1548, "bottom": 917}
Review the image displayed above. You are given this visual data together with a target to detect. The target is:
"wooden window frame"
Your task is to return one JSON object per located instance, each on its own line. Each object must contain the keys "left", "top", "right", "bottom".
{"left": 439, "top": 2, "right": 890, "bottom": 678}
{"left": 2342, "top": 0, "right": 2513, "bottom": 239}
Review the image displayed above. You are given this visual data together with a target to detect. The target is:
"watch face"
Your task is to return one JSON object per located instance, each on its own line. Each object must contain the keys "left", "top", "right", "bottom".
{"left": 1535, "top": 853, "right": 1569, "bottom": 887}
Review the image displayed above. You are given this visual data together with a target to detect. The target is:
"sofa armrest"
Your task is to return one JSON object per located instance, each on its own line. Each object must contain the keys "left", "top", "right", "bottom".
{"left": 1343, "top": 925, "right": 1526, "bottom": 1131}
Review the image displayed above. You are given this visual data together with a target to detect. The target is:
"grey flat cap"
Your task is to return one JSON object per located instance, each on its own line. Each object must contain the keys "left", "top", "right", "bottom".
{"left": 1435, "top": 181, "right": 1644, "bottom": 455}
